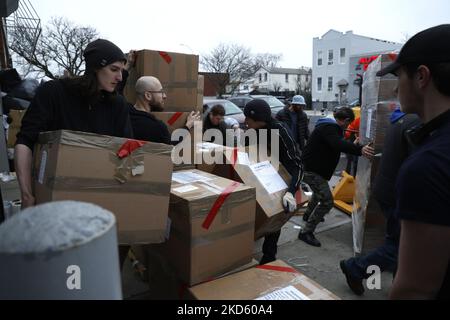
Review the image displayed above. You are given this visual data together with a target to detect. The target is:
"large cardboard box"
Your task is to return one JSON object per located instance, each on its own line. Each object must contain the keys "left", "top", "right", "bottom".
{"left": 188, "top": 260, "right": 340, "bottom": 300}
{"left": 196, "top": 143, "right": 307, "bottom": 239}
{"left": 33, "top": 130, "right": 174, "bottom": 245}
{"left": 197, "top": 75, "right": 204, "bottom": 111}
{"left": 353, "top": 54, "right": 399, "bottom": 255}
{"left": 124, "top": 50, "right": 200, "bottom": 112}
{"left": 150, "top": 112, "right": 203, "bottom": 171}
{"left": 144, "top": 247, "right": 258, "bottom": 300}
{"left": 161, "top": 169, "right": 256, "bottom": 286}
{"left": 7, "top": 109, "right": 26, "bottom": 148}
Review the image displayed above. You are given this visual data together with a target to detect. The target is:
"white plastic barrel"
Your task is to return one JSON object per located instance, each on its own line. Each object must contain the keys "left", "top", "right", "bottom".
{"left": 0, "top": 201, "right": 122, "bottom": 300}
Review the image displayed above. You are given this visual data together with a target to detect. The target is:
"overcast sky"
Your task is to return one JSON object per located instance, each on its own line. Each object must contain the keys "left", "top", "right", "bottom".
{"left": 32, "top": 0, "right": 450, "bottom": 69}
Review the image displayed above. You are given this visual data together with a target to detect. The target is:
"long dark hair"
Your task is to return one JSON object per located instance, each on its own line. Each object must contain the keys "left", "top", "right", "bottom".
{"left": 61, "top": 71, "right": 117, "bottom": 104}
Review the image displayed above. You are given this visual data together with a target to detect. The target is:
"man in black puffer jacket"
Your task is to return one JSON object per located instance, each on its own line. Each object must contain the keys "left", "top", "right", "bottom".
{"left": 276, "top": 95, "right": 310, "bottom": 152}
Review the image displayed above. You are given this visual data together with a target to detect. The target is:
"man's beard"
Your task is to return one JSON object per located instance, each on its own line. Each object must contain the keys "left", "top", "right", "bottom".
{"left": 149, "top": 102, "right": 164, "bottom": 112}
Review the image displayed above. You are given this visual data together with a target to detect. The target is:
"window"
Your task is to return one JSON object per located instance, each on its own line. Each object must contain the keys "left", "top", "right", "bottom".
{"left": 328, "top": 50, "right": 334, "bottom": 65}
{"left": 264, "top": 73, "right": 268, "bottom": 82}
{"left": 285, "top": 74, "right": 289, "bottom": 83}
{"left": 317, "top": 77, "right": 322, "bottom": 92}
{"left": 317, "top": 51, "right": 323, "bottom": 66}
{"left": 328, "top": 77, "right": 333, "bottom": 91}
{"left": 340, "top": 48, "right": 346, "bottom": 63}
{"left": 259, "top": 74, "right": 262, "bottom": 83}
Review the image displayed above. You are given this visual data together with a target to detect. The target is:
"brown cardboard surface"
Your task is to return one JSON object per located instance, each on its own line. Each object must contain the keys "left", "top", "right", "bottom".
{"left": 188, "top": 260, "right": 340, "bottom": 300}
{"left": 124, "top": 50, "right": 200, "bottom": 112}
{"left": 196, "top": 143, "right": 296, "bottom": 239}
{"left": 33, "top": 130, "right": 174, "bottom": 245}
{"left": 197, "top": 75, "right": 204, "bottom": 111}
{"left": 161, "top": 169, "right": 256, "bottom": 286}
{"left": 151, "top": 112, "right": 190, "bottom": 134}
{"left": 7, "top": 109, "right": 26, "bottom": 148}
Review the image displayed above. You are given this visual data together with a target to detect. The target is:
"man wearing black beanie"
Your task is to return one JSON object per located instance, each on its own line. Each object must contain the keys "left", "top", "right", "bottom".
{"left": 15, "top": 38, "right": 133, "bottom": 268}
{"left": 244, "top": 99, "right": 304, "bottom": 265}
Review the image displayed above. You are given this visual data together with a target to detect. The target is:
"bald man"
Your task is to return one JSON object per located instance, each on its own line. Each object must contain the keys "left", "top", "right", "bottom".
{"left": 129, "top": 76, "right": 200, "bottom": 144}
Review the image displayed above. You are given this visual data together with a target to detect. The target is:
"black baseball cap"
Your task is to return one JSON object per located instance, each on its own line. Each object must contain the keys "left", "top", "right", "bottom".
{"left": 377, "top": 24, "right": 450, "bottom": 77}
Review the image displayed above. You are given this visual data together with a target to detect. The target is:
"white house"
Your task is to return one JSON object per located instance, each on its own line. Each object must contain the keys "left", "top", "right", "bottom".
{"left": 242, "top": 67, "right": 312, "bottom": 95}
{"left": 312, "top": 29, "right": 402, "bottom": 110}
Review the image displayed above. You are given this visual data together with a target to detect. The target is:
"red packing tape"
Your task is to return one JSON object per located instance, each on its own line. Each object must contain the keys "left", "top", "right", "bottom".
{"left": 202, "top": 181, "right": 241, "bottom": 230}
{"left": 117, "top": 139, "right": 146, "bottom": 159}
{"left": 168, "top": 112, "right": 184, "bottom": 126}
{"left": 256, "top": 265, "right": 298, "bottom": 274}
{"left": 159, "top": 51, "right": 172, "bottom": 64}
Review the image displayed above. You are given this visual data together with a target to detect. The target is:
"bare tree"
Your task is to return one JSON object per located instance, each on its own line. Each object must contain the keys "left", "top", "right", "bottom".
{"left": 201, "top": 43, "right": 256, "bottom": 96}
{"left": 253, "top": 53, "right": 283, "bottom": 71}
{"left": 272, "top": 82, "right": 282, "bottom": 93}
{"left": 10, "top": 17, "right": 99, "bottom": 79}
{"left": 200, "top": 44, "right": 282, "bottom": 96}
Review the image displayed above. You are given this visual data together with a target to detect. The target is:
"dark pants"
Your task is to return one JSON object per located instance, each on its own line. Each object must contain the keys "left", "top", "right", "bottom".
{"left": 345, "top": 154, "right": 358, "bottom": 177}
{"left": 262, "top": 230, "right": 281, "bottom": 261}
{"left": 301, "top": 172, "right": 334, "bottom": 234}
{"left": 344, "top": 203, "right": 400, "bottom": 280}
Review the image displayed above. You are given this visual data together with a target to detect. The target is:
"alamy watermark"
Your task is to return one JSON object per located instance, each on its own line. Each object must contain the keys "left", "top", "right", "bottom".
{"left": 66, "top": 265, "right": 81, "bottom": 290}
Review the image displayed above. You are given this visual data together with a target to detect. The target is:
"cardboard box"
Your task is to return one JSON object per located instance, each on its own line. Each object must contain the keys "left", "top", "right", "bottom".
{"left": 144, "top": 247, "right": 258, "bottom": 300}
{"left": 33, "top": 130, "right": 174, "bottom": 245}
{"left": 151, "top": 112, "right": 203, "bottom": 171}
{"left": 352, "top": 54, "right": 399, "bottom": 255}
{"left": 124, "top": 50, "right": 200, "bottom": 112}
{"left": 197, "top": 75, "right": 204, "bottom": 111}
{"left": 161, "top": 169, "right": 256, "bottom": 286}
{"left": 7, "top": 109, "right": 26, "bottom": 148}
{"left": 151, "top": 112, "right": 191, "bottom": 134}
{"left": 196, "top": 143, "right": 306, "bottom": 239}
{"left": 188, "top": 260, "right": 340, "bottom": 300}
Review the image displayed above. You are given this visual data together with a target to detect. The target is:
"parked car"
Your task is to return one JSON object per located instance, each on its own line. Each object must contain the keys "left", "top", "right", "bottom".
{"left": 202, "top": 99, "right": 246, "bottom": 129}
{"left": 249, "top": 95, "right": 286, "bottom": 115}
{"left": 227, "top": 95, "right": 286, "bottom": 115}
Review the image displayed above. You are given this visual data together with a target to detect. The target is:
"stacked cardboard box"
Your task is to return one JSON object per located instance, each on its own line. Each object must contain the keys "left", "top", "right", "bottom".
{"left": 33, "top": 130, "right": 174, "bottom": 245}
{"left": 158, "top": 169, "right": 256, "bottom": 286}
{"left": 196, "top": 143, "right": 308, "bottom": 240}
{"left": 187, "top": 260, "right": 340, "bottom": 300}
{"left": 124, "top": 49, "right": 202, "bottom": 113}
{"left": 353, "top": 53, "right": 399, "bottom": 255}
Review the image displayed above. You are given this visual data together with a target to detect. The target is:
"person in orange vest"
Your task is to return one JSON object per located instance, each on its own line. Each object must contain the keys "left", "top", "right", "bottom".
{"left": 344, "top": 117, "right": 360, "bottom": 176}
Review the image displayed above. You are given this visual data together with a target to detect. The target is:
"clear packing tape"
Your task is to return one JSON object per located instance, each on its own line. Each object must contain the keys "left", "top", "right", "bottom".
{"left": 353, "top": 52, "right": 400, "bottom": 255}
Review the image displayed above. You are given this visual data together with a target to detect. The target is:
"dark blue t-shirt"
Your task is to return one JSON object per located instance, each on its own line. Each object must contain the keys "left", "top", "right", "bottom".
{"left": 395, "top": 109, "right": 450, "bottom": 299}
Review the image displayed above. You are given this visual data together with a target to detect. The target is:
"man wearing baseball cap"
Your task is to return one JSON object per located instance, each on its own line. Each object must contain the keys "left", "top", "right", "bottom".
{"left": 276, "top": 95, "right": 310, "bottom": 152}
{"left": 244, "top": 99, "right": 304, "bottom": 265}
{"left": 377, "top": 25, "right": 450, "bottom": 300}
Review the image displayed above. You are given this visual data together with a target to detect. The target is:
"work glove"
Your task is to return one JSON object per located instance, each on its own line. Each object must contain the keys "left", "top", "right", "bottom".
{"left": 282, "top": 192, "right": 297, "bottom": 213}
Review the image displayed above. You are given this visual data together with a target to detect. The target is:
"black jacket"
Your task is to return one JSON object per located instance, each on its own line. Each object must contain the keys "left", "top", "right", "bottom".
{"left": 276, "top": 107, "right": 309, "bottom": 151}
{"left": 302, "top": 118, "right": 363, "bottom": 181}
{"left": 17, "top": 80, "right": 133, "bottom": 151}
{"left": 129, "top": 105, "right": 171, "bottom": 144}
{"left": 263, "top": 119, "right": 304, "bottom": 195}
{"left": 373, "top": 114, "right": 421, "bottom": 208}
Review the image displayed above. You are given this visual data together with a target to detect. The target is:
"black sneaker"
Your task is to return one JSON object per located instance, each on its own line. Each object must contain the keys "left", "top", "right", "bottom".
{"left": 298, "top": 232, "right": 321, "bottom": 247}
{"left": 259, "top": 255, "right": 276, "bottom": 265}
{"left": 339, "top": 260, "right": 365, "bottom": 296}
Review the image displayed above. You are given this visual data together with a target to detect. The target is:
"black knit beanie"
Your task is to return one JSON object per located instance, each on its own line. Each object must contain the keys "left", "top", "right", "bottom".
{"left": 244, "top": 99, "right": 273, "bottom": 122}
{"left": 83, "top": 39, "right": 126, "bottom": 74}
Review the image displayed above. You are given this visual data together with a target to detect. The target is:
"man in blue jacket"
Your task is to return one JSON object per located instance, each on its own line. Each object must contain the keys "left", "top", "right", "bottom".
{"left": 298, "top": 107, "right": 374, "bottom": 247}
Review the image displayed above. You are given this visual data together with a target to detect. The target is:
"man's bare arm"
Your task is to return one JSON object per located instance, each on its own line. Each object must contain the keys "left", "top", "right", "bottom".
{"left": 390, "top": 220, "right": 450, "bottom": 299}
